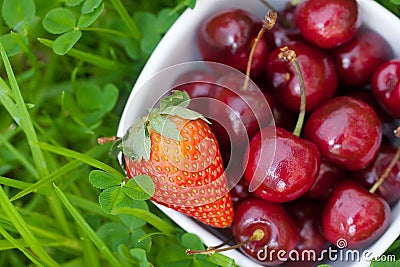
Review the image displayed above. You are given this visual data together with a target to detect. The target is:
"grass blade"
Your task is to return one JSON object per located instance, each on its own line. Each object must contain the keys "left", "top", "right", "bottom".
{"left": 0, "top": 226, "right": 44, "bottom": 266}
{"left": 53, "top": 183, "right": 122, "bottom": 267}
{"left": 0, "top": 186, "right": 60, "bottom": 266}
{"left": 0, "top": 42, "right": 49, "bottom": 178}
{"left": 109, "top": 0, "right": 141, "bottom": 39}
{"left": 114, "top": 207, "right": 176, "bottom": 235}
{"left": 11, "top": 160, "right": 82, "bottom": 201}
{"left": 38, "top": 142, "right": 123, "bottom": 176}
{"left": 0, "top": 134, "right": 39, "bottom": 179}
{"left": 38, "top": 38, "right": 134, "bottom": 73}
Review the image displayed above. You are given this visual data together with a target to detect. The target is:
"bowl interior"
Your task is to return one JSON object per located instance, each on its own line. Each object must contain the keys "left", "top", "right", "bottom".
{"left": 117, "top": 0, "right": 400, "bottom": 266}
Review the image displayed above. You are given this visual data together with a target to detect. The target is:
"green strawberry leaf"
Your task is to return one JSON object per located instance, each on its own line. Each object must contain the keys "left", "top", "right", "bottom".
{"left": 78, "top": 3, "right": 104, "bottom": 28}
{"left": 123, "top": 175, "right": 154, "bottom": 200}
{"left": 89, "top": 170, "right": 123, "bottom": 189}
{"left": 161, "top": 106, "right": 211, "bottom": 124}
{"left": 42, "top": 7, "right": 76, "bottom": 34}
{"left": 53, "top": 30, "right": 82, "bottom": 55}
{"left": 99, "top": 186, "right": 135, "bottom": 215}
{"left": 149, "top": 115, "right": 182, "bottom": 141}
{"left": 159, "top": 90, "right": 190, "bottom": 110}
{"left": 121, "top": 119, "right": 151, "bottom": 161}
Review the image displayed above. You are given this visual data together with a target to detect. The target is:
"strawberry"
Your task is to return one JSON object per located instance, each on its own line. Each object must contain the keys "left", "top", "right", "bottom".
{"left": 121, "top": 91, "right": 234, "bottom": 228}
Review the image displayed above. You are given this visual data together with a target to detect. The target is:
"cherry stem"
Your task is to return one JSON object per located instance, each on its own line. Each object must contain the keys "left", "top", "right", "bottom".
{"left": 370, "top": 126, "right": 400, "bottom": 194}
{"left": 242, "top": 11, "right": 277, "bottom": 91}
{"left": 278, "top": 47, "right": 306, "bottom": 137}
{"left": 186, "top": 229, "right": 264, "bottom": 256}
{"left": 97, "top": 136, "right": 120, "bottom": 145}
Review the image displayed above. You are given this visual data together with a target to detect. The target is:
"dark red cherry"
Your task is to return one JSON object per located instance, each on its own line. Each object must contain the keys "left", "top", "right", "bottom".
{"left": 230, "top": 177, "right": 252, "bottom": 207}
{"left": 232, "top": 197, "right": 299, "bottom": 266}
{"left": 371, "top": 59, "right": 400, "bottom": 119}
{"left": 264, "top": 91, "right": 298, "bottom": 132}
{"left": 269, "top": 3, "right": 303, "bottom": 47}
{"left": 173, "top": 70, "right": 217, "bottom": 98}
{"left": 330, "top": 28, "right": 392, "bottom": 87}
{"left": 243, "top": 126, "right": 320, "bottom": 203}
{"left": 295, "top": 0, "right": 359, "bottom": 49}
{"left": 266, "top": 41, "right": 337, "bottom": 112}
{"left": 197, "top": 9, "right": 273, "bottom": 78}
{"left": 209, "top": 74, "right": 273, "bottom": 148}
{"left": 285, "top": 199, "right": 328, "bottom": 261}
{"left": 304, "top": 159, "right": 346, "bottom": 199}
{"left": 346, "top": 89, "right": 395, "bottom": 141}
{"left": 321, "top": 180, "right": 391, "bottom": 249}
{"left": 352, "top": 144, "right": 400, "bottom": 205}
{"left": 304, "top": 96, "right": 382, "bottom": 170}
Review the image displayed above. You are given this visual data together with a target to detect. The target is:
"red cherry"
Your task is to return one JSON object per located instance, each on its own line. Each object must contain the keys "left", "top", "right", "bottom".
{"left": 232, "top": 197, "right": 299, "bottom": 266}
{"left": 244, "top": 126, "right": 320, "bottom": 203}
{"left": 371, "top": 59, "right": 400, "bottom": 119}
{"left": 285, "top": 199, "right": 329, "bottom": 261}
{"left": 352, "top": 143, "right": 400, "bottom": 205}
{"left": 230, "top": 177, "right": 252, "bottom": 207}
{"left": 295, "top": 0, "right": 359, "bottom": 49}
{"left": 173, "top": 70, "right": 217, "bottom": 98}
{"left": 321, "top": 180, "right": 391, "bottom": 249}
{"left": 266, "top": 41, "right": 338, "bottom": 112}
{"left": 269, "top": 3, "right": 303, "bottom": 47}
{"left": 304, "top": 159, "right": 346, "bottom": 199}
{"left": 197, "top": 9, "right": 273, "bottom": 78}
{"left": 208, "top": 74, "right": 273, "bottom": 148}
{"left": 330, "top": 28, "right": 393, "bottom": 87}
{"left": 304, "top": 96, "right": 382, "bottom": 170}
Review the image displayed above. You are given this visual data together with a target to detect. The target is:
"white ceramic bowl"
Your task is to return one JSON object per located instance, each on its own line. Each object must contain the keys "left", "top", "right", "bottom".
{"left": 118, "top": 0, "right": 400, "bottom": 266}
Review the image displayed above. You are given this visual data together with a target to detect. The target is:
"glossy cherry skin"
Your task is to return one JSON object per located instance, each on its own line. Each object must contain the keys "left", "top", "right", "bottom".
{"left": 304, "top": 159, "right": 346, "bottom": 199}
{"left": 345, "top": 89, "right": 395, "bottom": 141}
{"left": 372, "top": 59, "right": 400, "bottom": 118}
{"left": 173, "top": 70, "right": 217, "bottom": 98}
{"left": 321, "top": 180, "right": 391, "bottom": 249}
{"left": 244, "top": 126, "right": 320, "bottom": 203}
{"left": 295, "top": 0, "right": 359, "bottom": 49}
{"left": 330, "top": 28, "right": 392, "bottom": 87}
{"left": 232, "top": 197, "right": 299, "bottom": 266}
{"left": 230, "top": 177, "right": 252, "bottom": 207}
{"left": 285, "top": 199, "right": 328, "bottom": 261}
{"left": 352, "top": 144, "right": 400, "bottom": 205}
{"left": 269, "top": 3, "right": 303, "bottom": 47}
{"left": 304, "top": 96, "right": 382, "bottom": 171}
{"left": 266, "top": 41, "right": 338, "bottom": 112}
{"left": 209, "top": 74, "right": 273, "bottom": 148}
{"left": 197, "top": 9, "right": 273, "bottom": 78}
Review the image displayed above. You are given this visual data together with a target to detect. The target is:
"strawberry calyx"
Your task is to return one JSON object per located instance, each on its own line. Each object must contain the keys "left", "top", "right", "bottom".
{"left": 120, "top": 90, "right": 210, "bottom": 162}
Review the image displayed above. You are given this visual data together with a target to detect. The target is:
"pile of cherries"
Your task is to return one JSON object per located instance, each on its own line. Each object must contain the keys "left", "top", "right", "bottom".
{"left": 175, "top": 0, "right": 400, "bottom": 265}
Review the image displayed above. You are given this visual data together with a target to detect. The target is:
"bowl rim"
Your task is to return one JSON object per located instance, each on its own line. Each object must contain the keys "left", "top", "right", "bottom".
{"left": 117, "top": 0, "right": 400, "bottom": 266}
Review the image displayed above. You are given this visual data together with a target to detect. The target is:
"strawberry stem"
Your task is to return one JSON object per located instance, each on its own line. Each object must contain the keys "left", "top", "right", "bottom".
{"left": 242, "top": 11, "right": 277, "bottom": 91}
{"left": 278, "top": 47, "right": 306, "bottom": 137}
{"left": 370, "top": 126, "right": 400, "bottom": 194}
{"left": 98, "top": 136, "right": 120, "bottom": 145}
{"left": 186, "top": 229, "right": 264, "bottom": 255}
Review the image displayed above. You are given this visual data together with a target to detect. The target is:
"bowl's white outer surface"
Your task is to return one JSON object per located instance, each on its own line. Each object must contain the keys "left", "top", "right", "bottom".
{"left": 117, "top": 0, "right": 400, "bottom": 266}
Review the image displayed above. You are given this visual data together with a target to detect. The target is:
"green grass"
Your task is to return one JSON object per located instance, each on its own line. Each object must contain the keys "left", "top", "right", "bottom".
{"left": 0, "top": 0, "right": 400, "bottom": 266}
